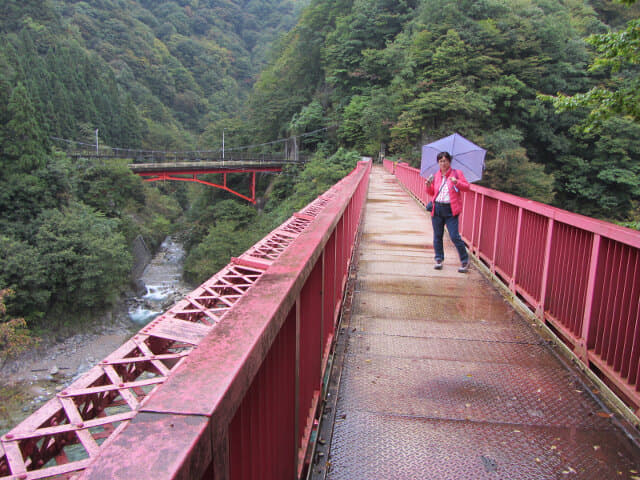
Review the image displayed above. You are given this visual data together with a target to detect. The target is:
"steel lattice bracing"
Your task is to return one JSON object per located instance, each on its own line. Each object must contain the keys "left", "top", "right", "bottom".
{"left": 0, "top": 160, "right": 369, "bottom": 479}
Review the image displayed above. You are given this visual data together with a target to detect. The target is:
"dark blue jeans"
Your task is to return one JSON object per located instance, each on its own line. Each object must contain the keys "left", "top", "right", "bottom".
{"left": 431, "top": 203, "right": 468, "bottom": 264}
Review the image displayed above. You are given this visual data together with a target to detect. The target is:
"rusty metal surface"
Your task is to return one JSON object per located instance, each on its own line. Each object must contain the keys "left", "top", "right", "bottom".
{"left": 75, "top": 160, "right": 371, "bottom": 480}
{"left": 79, "top": 412, "right": 212, "bottom": 480}
{"left": 320, "top": 166, "right": 640, "bottom": 480}
{"left": 328, "top": 410, "right": 640, "bottom": 480}
{"left": 0, "top": 170, "right": 349, "bottom": 479}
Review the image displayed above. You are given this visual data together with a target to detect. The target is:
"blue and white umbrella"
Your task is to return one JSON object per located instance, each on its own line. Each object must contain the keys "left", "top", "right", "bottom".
{"left": 420, "top": 133, "right": 486, "bottom": 183}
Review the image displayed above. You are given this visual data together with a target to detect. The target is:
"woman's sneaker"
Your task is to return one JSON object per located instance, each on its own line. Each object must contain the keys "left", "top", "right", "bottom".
{"left": 434, "top": 260, "right": 443, "bottom": 270}
{"left": 458, "top": 261, "right": 469, "bottom": 273}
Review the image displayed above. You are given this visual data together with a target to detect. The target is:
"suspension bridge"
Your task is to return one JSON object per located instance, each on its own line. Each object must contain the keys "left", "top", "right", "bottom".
{"left": 1, "top": 159, "right": 639, "bottom": 479}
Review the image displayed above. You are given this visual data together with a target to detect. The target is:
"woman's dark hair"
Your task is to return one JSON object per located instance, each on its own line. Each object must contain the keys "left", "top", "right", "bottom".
{"left": 437, "top": 151, "right": 452, "bottom": 161}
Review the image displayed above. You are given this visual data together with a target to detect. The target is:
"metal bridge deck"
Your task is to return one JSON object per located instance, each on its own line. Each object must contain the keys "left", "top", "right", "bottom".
{"left": 313, "top": 166, "right": 640, "bottom": 479}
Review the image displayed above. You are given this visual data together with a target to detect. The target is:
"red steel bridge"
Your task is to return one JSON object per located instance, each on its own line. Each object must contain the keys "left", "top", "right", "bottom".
{"left": 128, "top": 158, "right": 289, "bottom": 204}
{"left": 63, "top": 142, "right": 303, "bottom": 203}
{"left": 1, "top": 159, "right": 640, "bottom": 479}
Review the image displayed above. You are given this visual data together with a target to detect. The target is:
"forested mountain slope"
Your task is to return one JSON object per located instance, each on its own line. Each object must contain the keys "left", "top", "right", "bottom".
{"left": 1, "top": 0, "right": 304, "bottom": 149}
{"left": 247, "top": 0, "right": 640, "bottom": 223}
{"left": 1, "top": 0, "right": 638, "bottom": 341}
{"left": 0, "top": 0, "right": 304, "bottom": 329}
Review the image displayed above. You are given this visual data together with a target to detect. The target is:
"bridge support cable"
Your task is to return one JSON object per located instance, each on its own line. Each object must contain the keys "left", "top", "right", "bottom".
{"left": 50, "top": 126, "right": 336, "bottom": 162}
{"left": 0, "top": 160, "right": 371, "bottom": 480}
{"left": 387, "top": 158, "right": 640, "bottom": 423}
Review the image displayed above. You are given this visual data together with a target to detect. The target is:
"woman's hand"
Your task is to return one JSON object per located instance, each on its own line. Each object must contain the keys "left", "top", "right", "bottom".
{"left": 450, "top": 176, "right": 458, "bottom": 185}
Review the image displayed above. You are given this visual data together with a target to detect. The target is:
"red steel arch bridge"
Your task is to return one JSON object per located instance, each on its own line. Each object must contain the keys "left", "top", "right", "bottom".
{"left": 1, "top": 159, "right": 639, "bottom": 479}
{"left": 55, "top": 138, "right": 308, "bottom": 203}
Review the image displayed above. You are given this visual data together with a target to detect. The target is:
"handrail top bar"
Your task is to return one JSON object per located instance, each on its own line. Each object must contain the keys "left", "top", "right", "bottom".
{"left": 393, "top": 162, "right": 640, "bottom": 248}
{"left": 469, "top": 183, "right": 640, "bottom": 248}
{"left": 137, "top": 160, "right": 371, "bottom": 418}
{"left": 77, "top": 160, "right": 371, "bottom": 480}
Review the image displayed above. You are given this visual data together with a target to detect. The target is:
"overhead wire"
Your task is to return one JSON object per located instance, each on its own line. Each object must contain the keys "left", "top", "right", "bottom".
{"left": 50, "top": 125, "right": 337, "bottom": 156}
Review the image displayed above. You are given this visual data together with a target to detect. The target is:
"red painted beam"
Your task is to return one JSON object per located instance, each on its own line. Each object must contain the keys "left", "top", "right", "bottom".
{"left": 134, "top": 167, "right": 281, "bottom": 203}
{"left": 77, "top": 160, "right": 371, "bottom": 480}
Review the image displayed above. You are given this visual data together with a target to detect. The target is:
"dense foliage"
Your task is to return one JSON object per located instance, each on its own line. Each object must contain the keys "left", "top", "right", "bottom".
{"left": 247, "top": 0, "right": 640, "bottom": 224}
{"left": 0, "top": 289, "right": 38, "bottom": 371}
{"left": 183, "top": 148, "right": 361, "bottom": 283}
{"left": 0, "top": 0, "right": 302, "bottom": 330}
{"left": 2, "top": 0, "right": 640, "bottom": 344}
{"left": 546, "top": 0, "right": 639, "bottom": 130}
{"left": 0, "top": 0, "right": 303, "bottom": 150}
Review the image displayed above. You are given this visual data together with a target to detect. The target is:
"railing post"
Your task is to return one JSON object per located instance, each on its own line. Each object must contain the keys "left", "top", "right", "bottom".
{"left": 490, "top": 200, "right": 501, "bottom": 273}
{"left": 470, "top": 192, "right": 479, "bottom": 253}
{"left": 510, "top": 207, "right": 524, "bottom": 293}
{"left": 474, "top": 194, "right": 485, "bottom": 255}
{"left": 294, "top": 298, "right": 301, "bottom": 478}
{"left": 536, "top": 218, "right": 555, "bottom": 319}
{"left": 576, "top": 234, "right": 601, "bottom": 365}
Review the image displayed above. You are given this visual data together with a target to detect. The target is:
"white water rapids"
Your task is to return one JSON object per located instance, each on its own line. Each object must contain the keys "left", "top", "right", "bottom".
{"left": 128, "top": 236, "right": 192, "bottom": 325}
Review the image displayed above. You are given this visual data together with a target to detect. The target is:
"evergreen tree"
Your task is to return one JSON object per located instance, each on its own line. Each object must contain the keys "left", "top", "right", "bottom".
{"left": 3, "top": 82, "right": 47, "bottom": 170}
{"left": 545, "top": 1, "right": 640, "bottom": 130}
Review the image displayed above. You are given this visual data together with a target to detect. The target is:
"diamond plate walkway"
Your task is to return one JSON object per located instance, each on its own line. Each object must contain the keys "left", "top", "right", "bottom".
{"left": 312, "top": 165, "right": 640, "bottom": 480}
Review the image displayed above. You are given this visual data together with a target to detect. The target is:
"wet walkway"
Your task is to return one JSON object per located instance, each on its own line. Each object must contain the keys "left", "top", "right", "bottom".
{"left": 316, "top": 166, "right": 640, "bottom": 479}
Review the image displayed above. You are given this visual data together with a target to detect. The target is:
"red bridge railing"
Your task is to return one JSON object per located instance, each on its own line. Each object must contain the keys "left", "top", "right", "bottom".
{"left": 83, "top": 158, "right": 371, "bottom": 479}
{"left": 0, "top": 160, "right": 371, "bottom": 480}
{"left": 385, "top": 159, "right": 640, "bottom": 416}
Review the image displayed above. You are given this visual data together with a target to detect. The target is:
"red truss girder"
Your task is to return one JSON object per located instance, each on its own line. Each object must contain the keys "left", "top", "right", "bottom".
{"left": 137, "top": 167, "right": 282, "bottom": 204}
{"left": 0, "top": 187, "right": 337, "bottom": 480}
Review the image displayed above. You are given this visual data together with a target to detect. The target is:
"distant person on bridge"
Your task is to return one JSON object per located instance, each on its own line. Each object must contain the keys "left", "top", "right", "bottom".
{"left": 425, "top": 151, "right": 470, "bottom": 273}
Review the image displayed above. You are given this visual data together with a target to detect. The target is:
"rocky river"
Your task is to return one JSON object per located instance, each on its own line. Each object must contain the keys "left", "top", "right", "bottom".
{"left": 0, "top": 236, "right": 193, "bottom": 435}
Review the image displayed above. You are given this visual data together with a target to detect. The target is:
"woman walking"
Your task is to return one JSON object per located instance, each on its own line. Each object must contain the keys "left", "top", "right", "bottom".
{"left": 425, "top": 151, "right": 470, "bottom": 273}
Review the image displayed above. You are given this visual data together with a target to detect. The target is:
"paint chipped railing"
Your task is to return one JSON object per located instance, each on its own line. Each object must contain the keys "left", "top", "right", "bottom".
{"left": 386, "top": 159, "right": 640, "bottom": 416}
{"left": 0, "top": 159, "right": 372, "bottom": 480}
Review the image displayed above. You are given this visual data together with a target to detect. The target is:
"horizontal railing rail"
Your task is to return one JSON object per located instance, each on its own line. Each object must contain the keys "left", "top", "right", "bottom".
{"left": 82, "top": 158, "right": 371, "bottom": 479}
{"left": 0, "top": 160, "right": 371, "bottom": 480}
{"left": 385, "top": 159, "right": 640, "bottom": 416}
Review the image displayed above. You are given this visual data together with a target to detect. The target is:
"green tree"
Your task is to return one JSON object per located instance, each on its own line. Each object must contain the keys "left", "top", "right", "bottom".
{"left": 34, "top": 202, "right": 132, "bottom": 317}
{"left": 543, "top": 2, "right": 639, "bottom": 130}
{"left": 289, "top": 100, "right": 326, "bottom": 150}
{"left": 74, "top": 158, "right": 145, "bottom": 217}
{"left": 183, "top": 220, "right": 258, "bottom": 284}
{"left": 288, "top": 148, "right": 361, "bottom": 208}
{"left": 481, "top": 127, "right": 555, "bottom": 204}
{"left": 2, "top": 82, "right": 47, "bottom": 170}
{"left": 0, "top": 236, "right": 49, "bottom": 321}
{"left": 551, "top": 117, "right": 640, "bottom": 219}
